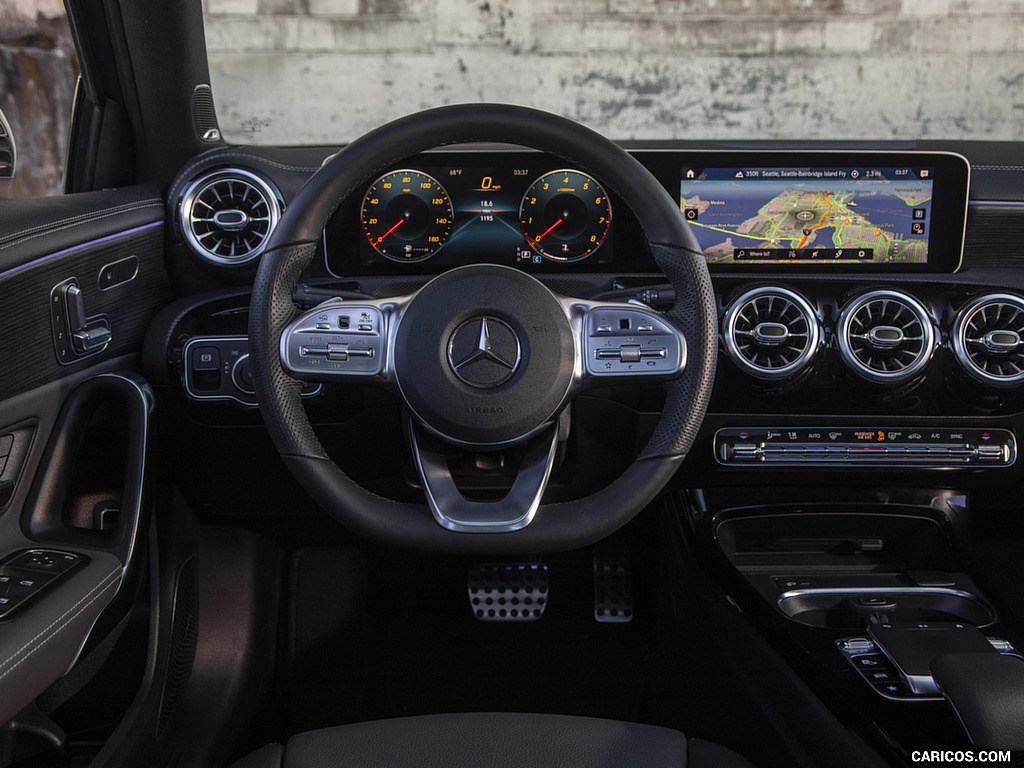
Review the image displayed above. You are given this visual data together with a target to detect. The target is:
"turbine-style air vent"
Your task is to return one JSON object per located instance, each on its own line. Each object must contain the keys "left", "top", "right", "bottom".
{"left": 180, "top": 169, "right": 282, "bottom": 266}
{"left": 838, "top": 290, "right": 936, "bottom": 383}
{"left": 722, "top": 286, "right": 820, "bottom": 380}
{"left": 952, "top": 294, "right": 1024, "bottom": 386}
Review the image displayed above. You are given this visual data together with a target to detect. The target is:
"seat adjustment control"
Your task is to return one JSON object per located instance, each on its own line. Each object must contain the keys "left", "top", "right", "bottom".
{"left": 50, "top": 278, "right": 111, "bottom": 364}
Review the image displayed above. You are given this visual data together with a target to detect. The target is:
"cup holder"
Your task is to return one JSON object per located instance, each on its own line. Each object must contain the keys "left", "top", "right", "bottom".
{"left": 778, "top": 588, "right": 996, "bottom": 629}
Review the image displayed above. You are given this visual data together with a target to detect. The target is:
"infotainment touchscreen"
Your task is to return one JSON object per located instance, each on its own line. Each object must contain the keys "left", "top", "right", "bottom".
{"left": 677, "top": 152, "right": 969, "bottom": 272}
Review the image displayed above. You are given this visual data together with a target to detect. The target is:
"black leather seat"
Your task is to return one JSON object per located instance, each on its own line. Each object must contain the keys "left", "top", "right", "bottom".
{"left": 229, "top": 713, "right": 757, "bottom": 768}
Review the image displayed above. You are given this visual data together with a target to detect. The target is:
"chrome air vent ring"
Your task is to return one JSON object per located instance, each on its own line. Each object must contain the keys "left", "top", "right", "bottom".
{"left": 838, "top": 290, "right": 936, "bottom": 383}
{"left": 722, "top": 286, "right": 820, "bottom": 380}
{"left": 953, "top": 293, "right": 1024, "bottom": 386}
{"left": 180, "top": 168, "right": 283, "bottom": 266}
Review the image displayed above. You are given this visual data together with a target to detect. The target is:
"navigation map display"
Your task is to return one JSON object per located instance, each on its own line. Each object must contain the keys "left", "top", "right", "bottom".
{"left": 676, "top": 152, "right": 969, "bottom": 272}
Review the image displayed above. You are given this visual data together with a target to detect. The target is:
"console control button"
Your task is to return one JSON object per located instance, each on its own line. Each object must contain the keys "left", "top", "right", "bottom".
{"left": 873, "top": 680, "right": 916, "bottom": 698}
{"left": 840, "top": 638, "right": 876, "bottom": 655}
{"left": 774, "top": 576, "right": 814, "bottom": 590}
{"left": 231, "top": 355, "right": 256, "bottom": 395}
{"left": 864, "top": 668, "right": 899, "bottom": 683}
{"left": 192, "top": 346, "right": 220, "bottom": 372}
{"left": 850, "top": 654, "right": 888, "bottom": 670}
{"left": 184, "top": 336, "right": 322, "bottom": 406}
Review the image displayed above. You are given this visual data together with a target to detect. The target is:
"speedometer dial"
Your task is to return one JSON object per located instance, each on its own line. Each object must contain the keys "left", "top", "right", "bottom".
{"left": 361, "top": 170, "right": 453, "bottom": 262}
{"left": 519, "top": 170, "right": 611, "bottom": 262}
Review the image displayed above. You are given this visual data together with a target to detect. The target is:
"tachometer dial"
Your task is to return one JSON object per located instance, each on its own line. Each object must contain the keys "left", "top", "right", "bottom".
{"left": 519, "top": 170, "right": 611, "bottom": 261}
{"left": 361, "top": 170, "right": 454, "bottom": 262}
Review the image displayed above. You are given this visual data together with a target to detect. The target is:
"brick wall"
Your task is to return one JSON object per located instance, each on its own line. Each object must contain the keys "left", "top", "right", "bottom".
{"left": 204, "top": 0, "right": 1024, "bottom": 144}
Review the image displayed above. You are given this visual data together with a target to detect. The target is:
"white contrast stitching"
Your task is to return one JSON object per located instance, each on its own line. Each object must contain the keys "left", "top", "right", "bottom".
{"left": 173, "top": 152, "right": 321, "bottom": 184}
{"left": 0, "top": 200, "right": 164, "bottom": 252}
{"left": 0, "top": 567, "right": 121, "bottom": 680}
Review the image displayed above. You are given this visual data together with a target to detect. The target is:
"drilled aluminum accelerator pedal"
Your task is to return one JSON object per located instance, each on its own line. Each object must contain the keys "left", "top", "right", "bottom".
{"left": 468, "top": 563, "right": 549, "bottom": 622}
{"left": 594, "top": 549, "right": 633, "bottom": 623}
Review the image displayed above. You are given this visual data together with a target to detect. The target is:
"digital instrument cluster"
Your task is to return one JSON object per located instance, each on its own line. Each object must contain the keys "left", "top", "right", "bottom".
{"left": 324, "top": 153, "right": 634, "bottom": 276}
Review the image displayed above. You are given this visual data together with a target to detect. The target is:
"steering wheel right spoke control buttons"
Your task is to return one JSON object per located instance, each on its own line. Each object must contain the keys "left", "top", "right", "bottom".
{"left": 584, "top": 306, "right": 685, "bottom": 377}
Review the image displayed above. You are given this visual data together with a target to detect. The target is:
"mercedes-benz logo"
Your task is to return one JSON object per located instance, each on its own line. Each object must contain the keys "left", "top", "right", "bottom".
{"left": 447, "top": 316, "right": 521, "bottom": 388}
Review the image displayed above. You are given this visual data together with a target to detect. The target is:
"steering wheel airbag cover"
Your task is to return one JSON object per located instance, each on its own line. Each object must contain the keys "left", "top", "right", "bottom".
{"left": 394, "top": 265, "right": 575, "bottom": 447}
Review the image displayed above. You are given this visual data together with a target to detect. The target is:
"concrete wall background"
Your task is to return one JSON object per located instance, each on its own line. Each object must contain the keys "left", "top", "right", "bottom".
{"left": 0, "top": 1, "right": 1020, "bottom": 196}
{"left": 0, "top": 0, "right": 77, "bottom": 198}
{"left": 204, "top": 0, "right": 1024, "bottom": 145}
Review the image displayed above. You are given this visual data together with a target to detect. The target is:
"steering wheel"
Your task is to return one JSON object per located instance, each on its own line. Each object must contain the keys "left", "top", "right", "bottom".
{"left": 249, "top": 104, "right": 716, "bottom": 554}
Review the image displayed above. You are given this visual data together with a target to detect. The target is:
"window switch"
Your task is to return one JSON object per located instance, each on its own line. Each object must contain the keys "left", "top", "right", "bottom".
{"left": 0, "top": 551, "right": 85, "bottom": 620}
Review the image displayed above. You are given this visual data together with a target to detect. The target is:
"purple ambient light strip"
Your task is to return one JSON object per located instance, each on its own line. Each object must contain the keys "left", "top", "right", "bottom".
{"left": 0, "top": 220, "right": 162, "bottom": 282}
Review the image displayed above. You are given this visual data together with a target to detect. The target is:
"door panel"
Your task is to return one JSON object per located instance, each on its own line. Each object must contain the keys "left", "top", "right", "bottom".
{"left": 0, "top": 184, "right": 171, "bottom": 727}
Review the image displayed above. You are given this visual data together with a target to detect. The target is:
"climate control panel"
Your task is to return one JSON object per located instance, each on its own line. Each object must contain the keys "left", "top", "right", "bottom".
{"left": 715, "top": 427, "right": 1016, "bottom": 468}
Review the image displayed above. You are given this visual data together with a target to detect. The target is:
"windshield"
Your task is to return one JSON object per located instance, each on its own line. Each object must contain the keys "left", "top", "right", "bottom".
{"left": 202, "top": 1, "right": 1024, "bottom": 146}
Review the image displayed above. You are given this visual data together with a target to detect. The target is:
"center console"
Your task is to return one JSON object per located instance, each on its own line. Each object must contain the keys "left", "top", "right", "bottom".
{"left": 682, "top": 484, "right": 1024, "bottom": 757}
{"left": 678, "top": 148, "right": 1024, "bottom": 755}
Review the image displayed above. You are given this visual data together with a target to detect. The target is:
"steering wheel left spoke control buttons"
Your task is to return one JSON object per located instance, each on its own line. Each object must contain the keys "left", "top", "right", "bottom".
{"left": 282, "top": 305, "right": 384, "bottom": 377}
{"left": 183, "top": 336, "right": 321, "bottom": 406}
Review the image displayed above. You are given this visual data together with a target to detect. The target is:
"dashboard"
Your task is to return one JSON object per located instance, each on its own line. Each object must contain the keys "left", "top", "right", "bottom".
{"left": 162, "top": 142, "right": 1024, "bottom": 456}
